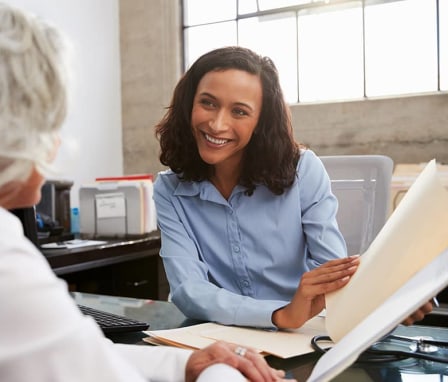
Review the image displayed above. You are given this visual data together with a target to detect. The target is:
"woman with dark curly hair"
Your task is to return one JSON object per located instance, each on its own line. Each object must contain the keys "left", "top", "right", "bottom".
{"left": 153, "top": 46, "right": 359, "bottom": 330}
{"left": 154, "top": 46, "right": 433, "bottom": 330}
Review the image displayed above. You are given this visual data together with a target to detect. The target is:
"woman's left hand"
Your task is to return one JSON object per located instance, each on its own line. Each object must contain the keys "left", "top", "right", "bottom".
{"left": 272, "top": 255, "right": 360, "bottom": 329}
{"left": 401, "top": 300, "right": 434, "bottom": 326}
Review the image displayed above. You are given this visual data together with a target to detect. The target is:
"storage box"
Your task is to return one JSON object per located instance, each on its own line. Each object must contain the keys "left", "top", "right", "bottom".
{"left": 79, "top": 175, "right": 157, "bottom": 238}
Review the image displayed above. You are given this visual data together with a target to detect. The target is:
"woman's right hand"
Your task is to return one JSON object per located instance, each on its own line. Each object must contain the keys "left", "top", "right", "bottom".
{"left": 272, "top": 255, "right": 360, "bottom": 329}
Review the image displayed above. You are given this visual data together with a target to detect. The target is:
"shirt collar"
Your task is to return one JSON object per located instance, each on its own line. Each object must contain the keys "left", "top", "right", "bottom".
{"left": 174, "top": 179, "right": 247, "bottom": 204}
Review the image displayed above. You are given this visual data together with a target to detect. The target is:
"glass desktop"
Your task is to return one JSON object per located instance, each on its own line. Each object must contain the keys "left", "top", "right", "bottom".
{"left": 73, "top": 292, "right": 448, "bottom": 382}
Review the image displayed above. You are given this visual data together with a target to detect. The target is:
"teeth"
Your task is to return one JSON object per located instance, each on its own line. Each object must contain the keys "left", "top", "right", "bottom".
{"left": 205, "top": 134, "right": 228, "bottom": 145}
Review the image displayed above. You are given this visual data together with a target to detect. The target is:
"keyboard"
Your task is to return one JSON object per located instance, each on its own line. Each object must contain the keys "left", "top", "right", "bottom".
{"left": 78, "top": 304, "right": 150, "bottom": 334}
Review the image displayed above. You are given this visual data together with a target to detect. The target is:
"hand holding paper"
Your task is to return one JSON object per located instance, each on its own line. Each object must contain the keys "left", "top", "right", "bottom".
{"left": 272, "top": 255, "right": 360, "bottom": 329}
{"left": 325, "top": 159, "right": 448, "bottom": 343}
{"left": 308, "top": 159, "right": 448, "bottom": 382}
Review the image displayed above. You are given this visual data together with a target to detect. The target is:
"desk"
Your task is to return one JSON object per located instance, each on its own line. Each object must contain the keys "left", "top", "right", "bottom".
{"left": 74, "top": 292, "right": 448, "bottom": 382}
{"left": 42, "top": 232, "right": 168, "bottom": 300}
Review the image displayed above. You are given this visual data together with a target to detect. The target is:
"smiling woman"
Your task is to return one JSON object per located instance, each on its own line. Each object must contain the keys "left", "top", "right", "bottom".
{"left": 156, "top": 46, "right": 298, "bottom": 196}
{"left": 153, "top": 45, "right": 433, "bottom": 332}
{"left": 153, "top": 46, "right": 357, "bottom": 330}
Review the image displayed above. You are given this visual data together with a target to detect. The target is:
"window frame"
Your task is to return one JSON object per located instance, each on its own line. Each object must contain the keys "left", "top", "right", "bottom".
{"left": 182, "top": 0, "right": 445, "bottom": 104}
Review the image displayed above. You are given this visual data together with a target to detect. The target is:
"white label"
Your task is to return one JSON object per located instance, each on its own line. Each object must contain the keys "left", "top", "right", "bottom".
{"left": 95, "top": 193, "right": 126, "bottom": 218}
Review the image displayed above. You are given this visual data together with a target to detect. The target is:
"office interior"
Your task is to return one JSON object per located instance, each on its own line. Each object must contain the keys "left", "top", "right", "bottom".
{"left": 7, "top": 0, "right": 448, "bottom": 297}
{"left": 5, "top": 0, "right": 446, "bottom": 210}
{"left": 4, "top": 1, "right": 448, "bottom": 379}
{"left": 6, "top": 0, "right": 446, "bottom": 277}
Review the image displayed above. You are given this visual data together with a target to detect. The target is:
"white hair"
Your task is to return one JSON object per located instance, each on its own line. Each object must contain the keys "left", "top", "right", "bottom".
{"left": 0, "top": 2, "right": 68, "bottom": 188}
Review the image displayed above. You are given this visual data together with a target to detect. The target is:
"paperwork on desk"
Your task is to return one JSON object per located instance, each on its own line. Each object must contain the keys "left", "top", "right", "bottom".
{"left": 145, "top": 315, "right": 326, "bottom": 359}
{"left": 41, "top": 239, "right": 107, "bottom": 249}
{"left": 143, "top": 159, "right": 448, "bottom": 367}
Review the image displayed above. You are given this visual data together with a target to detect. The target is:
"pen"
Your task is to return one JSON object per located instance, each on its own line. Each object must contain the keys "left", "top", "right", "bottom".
{"left": 432, "top": 297, "right": 440, "bottom": 308}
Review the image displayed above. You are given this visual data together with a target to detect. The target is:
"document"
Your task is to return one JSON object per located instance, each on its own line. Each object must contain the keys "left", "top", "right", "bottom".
{"left": 308, "top": 247, "right": 448, "bottom": 382}
{"left": 326, "top": 159, "right": 448, "bottom": 342}
{"left": 145, "top": 315, "right": 326, "bottom": 358}
{"left": 41, "top": 239, "right": 107, "bottom": 249}
{"left": 308, "top": 158, "right": 448, "bottom": 381}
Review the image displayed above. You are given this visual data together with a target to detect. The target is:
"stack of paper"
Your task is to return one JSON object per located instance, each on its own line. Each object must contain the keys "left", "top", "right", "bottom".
{"left": 145, "top": 315, "right": 326, "bottom": 359}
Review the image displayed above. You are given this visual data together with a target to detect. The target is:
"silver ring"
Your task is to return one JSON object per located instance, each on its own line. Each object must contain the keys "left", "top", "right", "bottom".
{"left": 234, "top": 346, "right": 247, "bottom": 357}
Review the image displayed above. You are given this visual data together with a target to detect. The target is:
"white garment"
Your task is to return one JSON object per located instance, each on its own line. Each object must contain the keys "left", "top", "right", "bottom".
{"left": 196, "top": 364, "right": 246, "bottom": 382}
{"left": 0, "top": 207, "right": 238, "bottom": 381}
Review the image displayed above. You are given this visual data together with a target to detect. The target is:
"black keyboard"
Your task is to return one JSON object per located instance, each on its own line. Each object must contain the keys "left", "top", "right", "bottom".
{"left": 78, "top": 304, "right": 150, "bottom": 334}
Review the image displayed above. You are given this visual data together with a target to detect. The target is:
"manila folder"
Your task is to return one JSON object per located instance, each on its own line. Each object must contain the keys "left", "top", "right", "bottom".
{"left": 326, "top": 158, "right": 448, "bottom": 343}
{"left": 307, "top": 247, "right": 448, "bottom": 382}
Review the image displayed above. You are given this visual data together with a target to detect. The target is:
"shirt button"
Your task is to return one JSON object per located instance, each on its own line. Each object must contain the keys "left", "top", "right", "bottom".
{"left": 242, "top": 280, "right": 250, "bottom": 287}
{"left": 233, "top": 245, "right": 240, "bottom": 253}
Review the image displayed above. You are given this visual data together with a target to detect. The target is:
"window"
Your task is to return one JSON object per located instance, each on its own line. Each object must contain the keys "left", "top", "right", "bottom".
{"left": 364, "top": 0, "right": 437, "bottom": 97}
{"left": 297, "top": 3, "right": 364, "bottom": 102}
{"left": 183, "top": 0, "right": 446, "bottom": 103}
{"left": 440, "top": 0, "right": 448, "bottom": 90}
{"left": 239, "top": 12, "right": 298, "bottom": 101}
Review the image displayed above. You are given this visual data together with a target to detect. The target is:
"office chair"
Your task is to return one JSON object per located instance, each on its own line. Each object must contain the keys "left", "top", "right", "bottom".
{"left": 320, "top": 155, "right": 394, "bottom": 256}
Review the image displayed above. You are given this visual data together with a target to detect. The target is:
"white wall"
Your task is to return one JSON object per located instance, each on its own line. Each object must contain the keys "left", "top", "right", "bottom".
{"left": 5, "top": 0, "right": 123, "bottom": 208}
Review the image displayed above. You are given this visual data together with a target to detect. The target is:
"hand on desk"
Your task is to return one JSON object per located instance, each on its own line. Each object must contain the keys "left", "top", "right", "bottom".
{"left": 186, "top": 341, "right": 294, "bottom": 382}
{"left": 272, "top": 255, "right": 360, "bottom": 329}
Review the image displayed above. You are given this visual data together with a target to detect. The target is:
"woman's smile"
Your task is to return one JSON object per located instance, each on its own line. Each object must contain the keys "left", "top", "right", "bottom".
{"left": 203, "top": 132, "right": 230, "bottom": 146}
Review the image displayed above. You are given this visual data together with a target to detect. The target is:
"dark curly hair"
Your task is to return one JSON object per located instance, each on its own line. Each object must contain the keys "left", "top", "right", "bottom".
{"left": 155, "top": 46, "right": 301, "bottom": 195}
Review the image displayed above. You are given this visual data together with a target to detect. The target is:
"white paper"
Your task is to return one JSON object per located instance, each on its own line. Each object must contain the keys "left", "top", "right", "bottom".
{"left": 326, "top": 159, "right": 448, "bottom": 342}
{"left": 145, "top": 316, "right": 326, "bottom": 359}
{"left": 41, "top": 239, "right": 107, "bottom": 249}
{"left": 308, "top": 247, "right": 448, "bottom": 382}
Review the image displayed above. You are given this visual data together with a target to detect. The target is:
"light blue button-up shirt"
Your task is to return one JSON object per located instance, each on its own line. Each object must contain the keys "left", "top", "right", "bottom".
{"left": 153, "top": 149, "right": 347, "bottom": 328}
